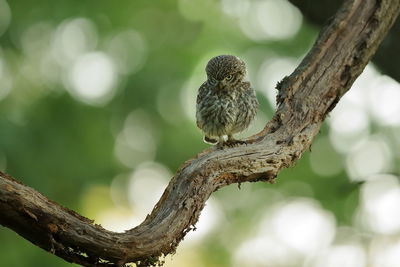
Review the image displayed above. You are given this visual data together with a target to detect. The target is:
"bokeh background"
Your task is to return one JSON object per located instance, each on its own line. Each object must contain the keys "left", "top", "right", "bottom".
{"left": 1, "top": 0, "right": 400, "bottom": 266}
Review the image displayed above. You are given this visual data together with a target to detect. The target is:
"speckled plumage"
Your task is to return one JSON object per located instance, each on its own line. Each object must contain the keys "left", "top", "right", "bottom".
{"left": 196, "top": 55, "right": 258, "bottom": 145}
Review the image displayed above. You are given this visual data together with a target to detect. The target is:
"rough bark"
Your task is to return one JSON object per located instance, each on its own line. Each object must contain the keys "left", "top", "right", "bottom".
{"left": 289, "top": 0, "right": 400, "bottom": 82}
{"left": 1, "top": 0, "right": 399, "bottom": 266}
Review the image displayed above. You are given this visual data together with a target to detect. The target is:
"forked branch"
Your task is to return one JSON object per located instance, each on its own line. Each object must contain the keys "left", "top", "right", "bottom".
{"left": 1, "top": 0, "right": 399, "bottom": 266}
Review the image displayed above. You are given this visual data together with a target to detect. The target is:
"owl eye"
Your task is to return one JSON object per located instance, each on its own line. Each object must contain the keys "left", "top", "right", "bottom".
{"left": 225, "top": 75, "right": 233, "bottom": 81}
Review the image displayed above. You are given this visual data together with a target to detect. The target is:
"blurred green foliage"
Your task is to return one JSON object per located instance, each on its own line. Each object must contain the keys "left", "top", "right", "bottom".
{"left": 1, "top": 0, "right": 399, "bottom": 267}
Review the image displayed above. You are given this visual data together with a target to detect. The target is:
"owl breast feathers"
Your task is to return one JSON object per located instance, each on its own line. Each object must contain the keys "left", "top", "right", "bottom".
{"left": 196, "top": 55, "right": 258, "bottom": 146}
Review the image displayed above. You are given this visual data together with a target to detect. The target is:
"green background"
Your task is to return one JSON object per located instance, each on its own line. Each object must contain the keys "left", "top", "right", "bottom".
{"left": 1, "top": 0, "right": 400, "bottom": 266}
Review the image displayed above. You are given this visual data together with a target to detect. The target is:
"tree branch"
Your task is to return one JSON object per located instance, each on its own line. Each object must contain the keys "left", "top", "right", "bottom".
{"left": 1, "top": 0, "right": 399, "bottom": 266}
{"left": 289, "top": 0, "right": 400, "bottom": 83}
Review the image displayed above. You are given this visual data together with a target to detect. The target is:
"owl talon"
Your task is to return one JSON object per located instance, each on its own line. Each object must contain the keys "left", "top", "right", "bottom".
{"left": 216, "top": 142, "right": 225, "bottom": 150}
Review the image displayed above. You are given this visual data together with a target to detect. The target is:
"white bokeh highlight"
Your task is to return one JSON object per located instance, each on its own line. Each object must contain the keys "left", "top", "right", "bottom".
{"left": 234, "top": 235, "right": 294, "bottom": 267}
{"left": 52, "top": 18, "right": 98, "bottom": 64}
{"left": 257, "top": 56, "right": 299, "bottom": 106}
{"left": 221, "top": 0, "right": 250, "bottom": 17}
{"left": 107, "top": 30, "right": 147, "bottom": 75}
{"left": 66, "top": 52, "right": 117, "bottom": 105}
{"left": 128, "top": 162, "right": 171, "bottom": 217}
{"left": 368, "top": 75, "right": 400, "bottom": 126}
{"left": 234, "top": 198, "right": 336, "bottom": 267}
{"left": 370, "top": 237, "right": 400, "bottom": 267}
{"left": 114, "top": 110, "right": 158, "bottom": 167}
{"left": 313, "top": 244, "right": 366, "bottom": 267}
{"left": 328, "top": 65, "right": 376, "bottom": 154}
{"left": 237, "top": 0, "right": 302, "bottom": 41}
{"left": 329, "top": 98, "right": 370, "bottom": 154}
{"left": 183, "top": 198, "right": 223, "bottom": 244}
{"left": 270, "top": 200, "right": 336, "bottom": 255}
{"left": 358, "top": 175, "right": 400, "bottom": 235}
{"left": 345, "top": 135, "right": 392, "bottom": 181}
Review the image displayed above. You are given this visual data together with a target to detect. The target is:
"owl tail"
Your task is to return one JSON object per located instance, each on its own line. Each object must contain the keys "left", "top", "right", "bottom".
{"left": 203, "top": 136, "right": 218, "bottom": 145}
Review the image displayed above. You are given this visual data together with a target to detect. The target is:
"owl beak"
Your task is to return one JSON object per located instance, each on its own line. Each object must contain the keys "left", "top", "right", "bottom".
{"left": 218, "top": 81, "right": 224, "bottom": 90}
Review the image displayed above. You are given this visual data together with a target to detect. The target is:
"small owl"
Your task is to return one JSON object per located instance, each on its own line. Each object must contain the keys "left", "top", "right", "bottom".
{"left": 196, "top": 55, "right": 258, "bottom": 146}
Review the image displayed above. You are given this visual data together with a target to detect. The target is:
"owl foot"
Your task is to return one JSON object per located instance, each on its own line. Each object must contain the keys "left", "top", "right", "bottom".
{"left": 214, "top": 140, "right": 246, "bottom": 150}
{"left": 212, "top": 136, "right": 247, "bottom": 149}
{"left": 225, "top": 139, "right": 247, "bottom": 147}
{"left": 216, "top": 142, "right": 225, "bottom": 150}
{"left": 214, "top": 136, "right": 228, "bottom": 149}
{"left": 226, "top": 135, "right": 247, "bottom": 146}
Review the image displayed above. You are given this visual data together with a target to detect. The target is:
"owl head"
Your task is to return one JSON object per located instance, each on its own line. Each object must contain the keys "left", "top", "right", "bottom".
{"left": 205, "top": 55, "right": 247, "bottom": 89}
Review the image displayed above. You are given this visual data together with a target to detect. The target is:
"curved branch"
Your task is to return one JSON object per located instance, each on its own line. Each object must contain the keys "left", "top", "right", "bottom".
{"left": 1, "top": 0, "right": 399, "bottom": 266}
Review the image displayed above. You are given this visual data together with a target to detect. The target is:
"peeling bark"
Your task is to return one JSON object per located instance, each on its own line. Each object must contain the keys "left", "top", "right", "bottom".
{"left": 1, "top": 0, "right": 399, "bottom": 266}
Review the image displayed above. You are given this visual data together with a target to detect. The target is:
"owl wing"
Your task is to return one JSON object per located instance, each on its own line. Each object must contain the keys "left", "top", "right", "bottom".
{"left": 196, "top": 82, "right": 208, "bottom": 129}
{"left": 196, "top": 82, "right": 208, "bottom": 105}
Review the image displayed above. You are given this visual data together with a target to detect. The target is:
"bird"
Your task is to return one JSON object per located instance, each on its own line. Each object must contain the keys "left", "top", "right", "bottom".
{"left": 196, "top": 55, "right": 258, "bottom": 147}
